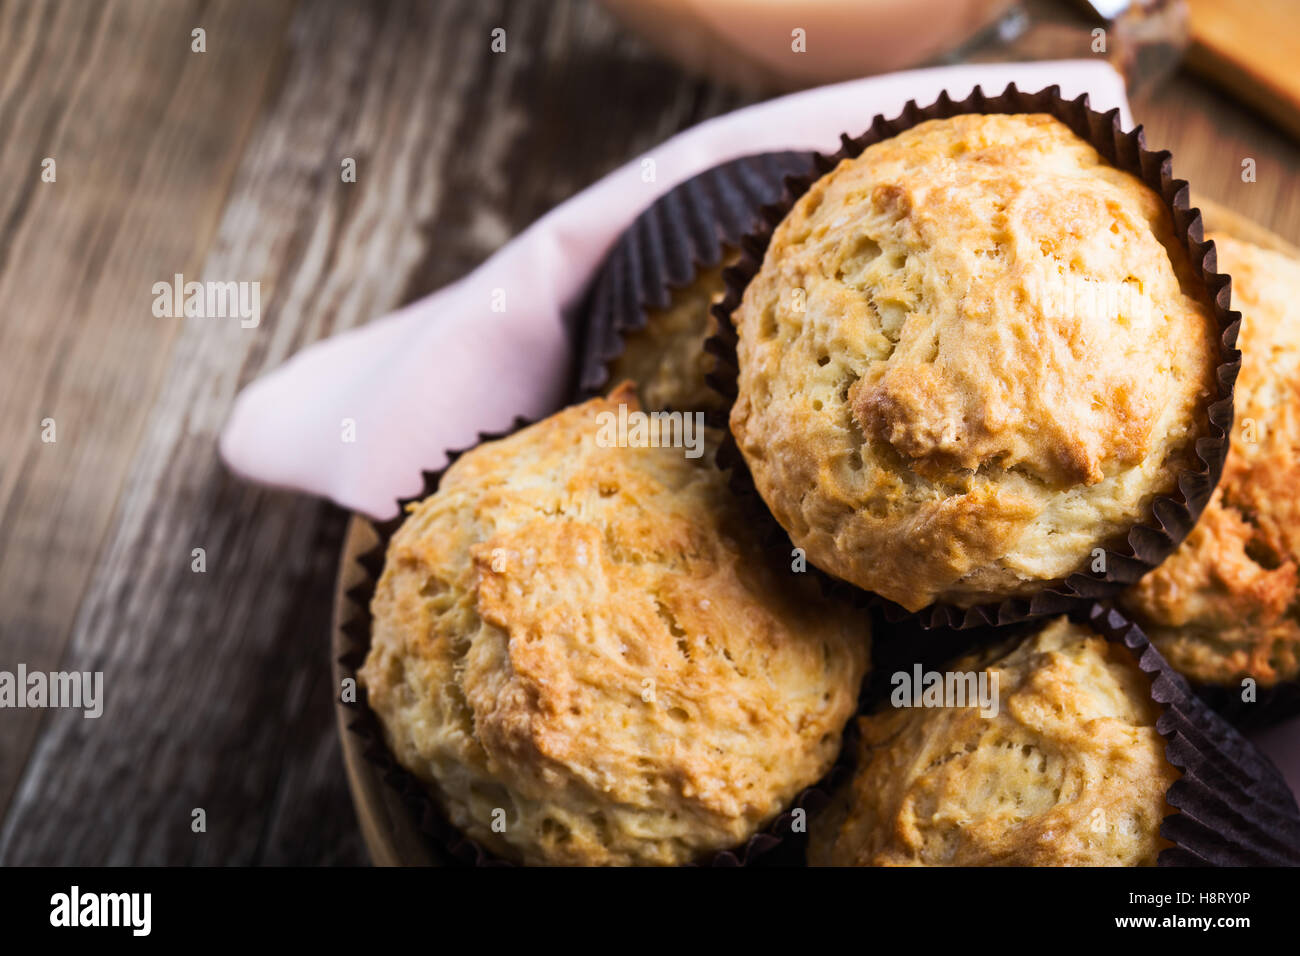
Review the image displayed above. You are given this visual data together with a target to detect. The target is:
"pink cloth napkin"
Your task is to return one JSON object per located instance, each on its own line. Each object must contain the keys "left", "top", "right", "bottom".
{"left": 217, "top": 59, "right": 1300, "bottom": 785}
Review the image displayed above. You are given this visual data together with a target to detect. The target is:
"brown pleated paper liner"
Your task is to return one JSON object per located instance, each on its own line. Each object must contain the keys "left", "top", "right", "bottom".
{"left": 859, "top": 603, "right": 1300, "bottom": 867}
{"left": 336, "top": 422, "right": 856, "bottom": 867}
{"left": 574, "top": 149, "right": 815, "bottom": 405}
{"left": 706, "top": 82, "right": 1242, "bottom": 632}
{"left": 1089, "top": 604, "right": 1300, "bottom": 866}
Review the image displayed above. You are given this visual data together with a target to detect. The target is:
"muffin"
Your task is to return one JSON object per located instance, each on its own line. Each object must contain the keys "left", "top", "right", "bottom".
{"left": 1122, "top": 235, "right": 1300, "bottom": 687}
{"left": 808, "top": 616, "right": 1177, "bottom": 866}
{"left": 607, "top": 258, "right": 733, "bottom": 413}
{"left": 728, "top": 112, "right": 1221, "bottom": 612}
{"left": 359, "top": 384, "right": 870, "bottom": 866}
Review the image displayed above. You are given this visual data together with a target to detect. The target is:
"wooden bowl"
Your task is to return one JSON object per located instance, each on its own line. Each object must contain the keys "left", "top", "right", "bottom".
{"left": 331, "top": 518, "right": 435, "bottom": 865}
{"left": 331, "top": 196, "right": 1294, "bottom": 866}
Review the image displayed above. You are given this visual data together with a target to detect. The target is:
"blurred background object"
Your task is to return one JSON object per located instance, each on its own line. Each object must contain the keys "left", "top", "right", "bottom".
{"left": 1182, "top": 0, "right": 1300, "bottom": 140}
{"left": 594, "top": 0, "right": 1021, "bottom": 88}
{"left": 595, "top": 0, "right": 1191, "bottom": 93}
{"left": 597, "top": 0, "right": 1300, "bottom": 139}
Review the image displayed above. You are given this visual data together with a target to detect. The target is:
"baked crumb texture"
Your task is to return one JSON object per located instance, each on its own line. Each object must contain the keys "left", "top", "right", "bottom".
{"left": 607, "top": 260, "right": 733, "bottom": 413}
{"left": 731, "top": 113, "right": 1219, "bottom": 612}
{"left": 809, "top": 617, "right": 1177, "bottom": 866}
{"left": 1123, "top": 235, "right": 1300, "bottom": 686}
{"left": 360, "top": 385, "right": 870, "bottom": 865}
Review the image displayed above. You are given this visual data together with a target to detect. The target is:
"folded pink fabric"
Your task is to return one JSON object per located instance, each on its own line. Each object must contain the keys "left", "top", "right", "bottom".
{"left": 219, "top": 60, "right": 1130, "bottom": 518}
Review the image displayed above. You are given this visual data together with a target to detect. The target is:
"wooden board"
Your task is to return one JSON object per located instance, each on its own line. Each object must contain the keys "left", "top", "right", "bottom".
{"left": 0, "top": 0, "right": 298, "bottom": 840}
{"left": 331, "top": 199, "right": 1300, "bottom": 866}
{"left": 1186, "top": 0, "right": 1300, "bottom": 142}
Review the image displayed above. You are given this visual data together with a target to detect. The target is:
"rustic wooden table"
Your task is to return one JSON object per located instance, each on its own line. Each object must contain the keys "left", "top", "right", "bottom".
{"left": 0, "top": 0, "right": 1296, "bottom": 865}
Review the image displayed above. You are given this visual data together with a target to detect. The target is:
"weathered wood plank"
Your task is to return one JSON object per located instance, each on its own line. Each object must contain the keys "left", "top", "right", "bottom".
{"left": 0, "top": 0, "right": 296, "bottom": 827}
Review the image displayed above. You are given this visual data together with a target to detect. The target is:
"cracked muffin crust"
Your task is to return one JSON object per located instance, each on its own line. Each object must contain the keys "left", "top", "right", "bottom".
{"left": 360, "top": 385, "right": 870, "bottom": 866}
{"left": 1122, "top": 235, "right": 1300, "bottom": 686}
{"left": 729, "top": 113, "right": 1221, "bottom": 611}
{"left": 808, "top": 616, "right": 1177, "bottom": 866}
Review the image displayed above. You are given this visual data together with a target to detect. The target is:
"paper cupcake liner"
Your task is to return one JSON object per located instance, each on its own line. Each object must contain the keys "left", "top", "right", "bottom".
{"left": 336, "top": 422, "right": 854, "bottom": 867}
{"left": 1090, "top": 604, "right": 1300, "bottom": 865}
{"left": 706, "top": 82, "right": 1242, "bottom": 631}
{"left": 574, "top": 150, "right": 815, "bottom": 404}
{"left": 859, "top": 602, "right": 1300, "bottom": 866}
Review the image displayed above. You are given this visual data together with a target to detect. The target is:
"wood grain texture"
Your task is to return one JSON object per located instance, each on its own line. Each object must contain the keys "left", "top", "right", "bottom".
{"left": 1, "top": 0, "right": 1298, "bottom": 866}
{"left": 0, "top": 0, "right": 295, "bottom": 831}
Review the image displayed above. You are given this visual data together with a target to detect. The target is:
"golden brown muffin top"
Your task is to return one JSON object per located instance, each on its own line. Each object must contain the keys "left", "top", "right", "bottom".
{"left": 808, "top": 617, "right": 1177, "bottom": 866}
{"left": 361, "top": 385, "right": 870, "bottom": 865}
{"left": 1123, "top": 234, "right": 1300, "bottom": 685}
{"left": 730, "top": 113, "right": 1219, "bottom": 611}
